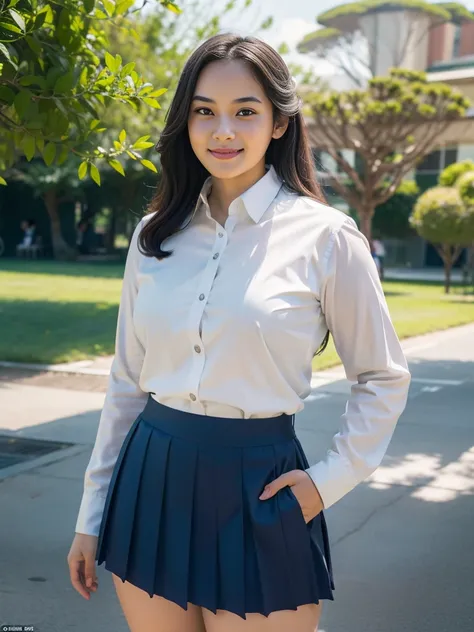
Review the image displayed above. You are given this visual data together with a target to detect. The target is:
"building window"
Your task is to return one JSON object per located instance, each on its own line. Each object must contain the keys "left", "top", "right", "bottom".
{"left": 457, "top": 144, "right": 474, "bottom": 162}
{"left": 416, "top": 146, "right": 458, "bottom": 175}
{"left": 444, "top": 147, "right": 458, "bottom": 168}
{"left": 417, "top": 150, "right": 441, "bottom": 173}
{"left": 452, "top": 25, "right": 461, "bottom": 59}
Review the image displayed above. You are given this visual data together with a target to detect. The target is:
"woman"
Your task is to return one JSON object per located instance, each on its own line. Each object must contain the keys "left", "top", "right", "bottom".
{"left": 67, "top": 33, "right": 411, "bottom": 632}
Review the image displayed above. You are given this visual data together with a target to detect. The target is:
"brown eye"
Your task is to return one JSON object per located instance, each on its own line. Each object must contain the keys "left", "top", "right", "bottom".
{"left": 237, "top": 109, "right": 255, "bottom": 116}
{"left": 195, "top": 107, "right": 213, "bottom": 115}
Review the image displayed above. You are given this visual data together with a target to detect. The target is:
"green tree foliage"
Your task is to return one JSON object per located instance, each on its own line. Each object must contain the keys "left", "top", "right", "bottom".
{"left": 0, "top": 0, "right": 181, "bottom": 185}
{"left": 410, "top": 166, "right": 474, "bottom": 292}
{"left": 3, "top": 0, "right": 274, "bottom": 259}
{"left": 457, "top": 171, "right": 474, "bottom": 206}
{"left": 373, "top": 180, "right": 419, "bottom": 239}
{"left": 308, "top": 68, "right": 470, "bottom": 240}
{"left": 438, "top": 159, "right": 474, "bottom": 186}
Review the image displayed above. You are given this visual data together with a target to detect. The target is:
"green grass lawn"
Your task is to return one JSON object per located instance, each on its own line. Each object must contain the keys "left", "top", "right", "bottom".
{"left": 1, "top": 259, "right": 473, "bottom": 369}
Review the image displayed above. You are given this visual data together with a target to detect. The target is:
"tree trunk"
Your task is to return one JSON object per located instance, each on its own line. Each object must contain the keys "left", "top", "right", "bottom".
{"left": 359, "top": 208, "right": 374, "bottom": 242}
{"left": 43, "top": 189, "right": 77, "bottom": 261}
{"left": 105, "top": 206, "right": 117, "bottom": 253}
{"left": 440, "top": 244, "right": 453, "bottom": 294}
{"left": 444, "top": 262, "right": 452, "bottom": 294}
{"left": 468, "top": 243, "right": 474, "bottom": 288}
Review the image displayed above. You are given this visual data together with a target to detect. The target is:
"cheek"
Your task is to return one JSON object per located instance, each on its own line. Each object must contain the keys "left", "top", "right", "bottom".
{"left": 241, "top": 119, "right": 274, "bottom": 145}
{"left": 188, "top": 119, "right": 208, "bottom": 146}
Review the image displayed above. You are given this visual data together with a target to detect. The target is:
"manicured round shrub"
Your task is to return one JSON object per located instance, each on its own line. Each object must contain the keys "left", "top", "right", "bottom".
{"left": 410, "top": 186, "right": 474, "bottom": 244}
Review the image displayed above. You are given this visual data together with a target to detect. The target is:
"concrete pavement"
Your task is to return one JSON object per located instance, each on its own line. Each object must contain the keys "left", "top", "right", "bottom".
{"left": 0, "top": 323, "right": 473, "bottom": 631}
{"left": 383, "top": 267, "right": 464, "bottom": 282}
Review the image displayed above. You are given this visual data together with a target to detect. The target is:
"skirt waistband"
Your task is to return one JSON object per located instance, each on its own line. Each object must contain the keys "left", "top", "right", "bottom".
{"left": 140, "top": 394, "right": 296, "bottom": 447}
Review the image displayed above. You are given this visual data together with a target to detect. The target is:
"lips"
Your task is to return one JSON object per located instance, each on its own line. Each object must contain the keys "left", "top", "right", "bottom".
{"left": 208, "top": 148, "right": 244, "bottom": 160}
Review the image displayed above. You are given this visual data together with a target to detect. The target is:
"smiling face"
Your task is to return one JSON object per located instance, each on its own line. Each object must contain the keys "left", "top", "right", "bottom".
{"left": 187, "top": 59, "right": 288, "bottom": 181}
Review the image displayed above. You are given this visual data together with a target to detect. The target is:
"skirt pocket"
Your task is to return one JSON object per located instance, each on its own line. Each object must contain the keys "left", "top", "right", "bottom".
{"left": 285, "top": 484, "right": 308, "bottom": 524}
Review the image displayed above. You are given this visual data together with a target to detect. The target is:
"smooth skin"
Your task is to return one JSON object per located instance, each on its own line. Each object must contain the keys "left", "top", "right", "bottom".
{"left": 67, "top": 58, "right": 326, "bottom": 631}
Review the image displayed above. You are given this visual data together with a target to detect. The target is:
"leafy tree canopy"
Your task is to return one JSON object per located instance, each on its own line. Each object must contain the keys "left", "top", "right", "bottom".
{"left": 0, "top": 0, "right": 181, "bottom": 185}
{"left": 308, "top": 67, "right": 470, "bottom": 239}
{"left": 410, "top": 174, "right": 474, "bottom": 292}
{"left": 410, "top": 185, "right": 472, "bottom": 245}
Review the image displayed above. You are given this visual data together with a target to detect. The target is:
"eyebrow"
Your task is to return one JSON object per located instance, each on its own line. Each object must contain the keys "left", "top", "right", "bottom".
{"left": 192, "top": 95, "right": 262, "bottom": 104}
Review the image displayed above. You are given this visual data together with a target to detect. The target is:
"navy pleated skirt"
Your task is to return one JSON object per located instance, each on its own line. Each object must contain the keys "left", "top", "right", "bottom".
{"left": 96, "top": 394, "right": 335, "bottom": 619}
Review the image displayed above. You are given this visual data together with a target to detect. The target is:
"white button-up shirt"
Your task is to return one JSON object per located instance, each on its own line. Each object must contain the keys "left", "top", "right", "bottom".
{"left": 75, "top": 164, "right": 411, "bottom": 536}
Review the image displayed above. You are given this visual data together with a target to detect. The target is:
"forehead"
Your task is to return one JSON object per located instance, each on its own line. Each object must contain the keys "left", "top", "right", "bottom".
{"left": 194, "top": 59, "right": 266, "bottom": 100}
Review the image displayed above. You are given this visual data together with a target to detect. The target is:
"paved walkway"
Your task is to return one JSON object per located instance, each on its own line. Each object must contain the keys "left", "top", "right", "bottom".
{"left": 0, "top": 323, "right": 473, "bottom": 631}
{"left": 384, "top": 267, "right": 464, "bottom": 282}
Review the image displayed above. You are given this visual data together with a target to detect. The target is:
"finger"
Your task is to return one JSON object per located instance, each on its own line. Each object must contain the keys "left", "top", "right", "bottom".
{"left": 69, "top": 559, "right": 90, "bottom": 600}
{"left": 84, "top": 556, "right": 99, "bottom": 591}
{"left": 259, "top": 471, "right": 295, "bottom": 500}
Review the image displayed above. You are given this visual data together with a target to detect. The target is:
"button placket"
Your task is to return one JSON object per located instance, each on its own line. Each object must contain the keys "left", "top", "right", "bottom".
{"left": 187, "top": 227, "right": 230, "bottom": 408}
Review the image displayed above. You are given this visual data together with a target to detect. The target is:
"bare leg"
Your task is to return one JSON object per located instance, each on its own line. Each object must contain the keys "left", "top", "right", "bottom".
{"left": 112, "top": 573, "right": 206, "bottom": 632}
{"left": 202, "top": 602, "right": 322, "bottom": 632}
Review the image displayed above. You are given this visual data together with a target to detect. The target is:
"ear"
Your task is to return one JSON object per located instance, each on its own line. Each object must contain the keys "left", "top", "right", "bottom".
{"left": 272, "top": 115, "right": 289, "bottom": 140}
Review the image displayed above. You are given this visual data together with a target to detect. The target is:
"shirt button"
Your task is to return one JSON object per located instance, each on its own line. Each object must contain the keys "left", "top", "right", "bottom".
{"left": 194, "top": 345, "right": 201, "bottom": 353}
{"left": 218, "top": 232, "right": 224, "bottom": 238}
{"left": 199, "top": 293, "right": 205, "bottom": 301}
{"left": 190, "top": 393, "right": 196, "bottom": 401}
{"left": 213, "top": 253, "right": 219, "bottom": 259}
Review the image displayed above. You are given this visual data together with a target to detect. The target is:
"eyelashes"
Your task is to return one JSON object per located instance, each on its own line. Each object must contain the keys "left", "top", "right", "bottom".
{"left": 193, "top": 108, "right": 256, "bottom": 117}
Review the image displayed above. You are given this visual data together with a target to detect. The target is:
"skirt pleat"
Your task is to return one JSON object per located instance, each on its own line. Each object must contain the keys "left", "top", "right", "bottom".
{"left": 96, "top": 413, "right": 143, "bottom": 567}
{"left": 125, "top": 424, "right": 171, "bottom": 596}
{"left": 243, "top": 444, "right": 297, "bottom": 616}
{"left": 272, "top": 441, "right": 320, "bottom": 609}
{"left": 95, "top": 396, "right": 335, "bottom": 619}
{"left": 187, "top": 445, "right": 219, "bottom": 612}
{"left": 213, "top": 446, "right": 246, "bottom": 617}
{"left": 103, "top": 421, "right": 153, "bottom": 579}
{"left": 154, "top": 433, "right": 198, "bottom": 608}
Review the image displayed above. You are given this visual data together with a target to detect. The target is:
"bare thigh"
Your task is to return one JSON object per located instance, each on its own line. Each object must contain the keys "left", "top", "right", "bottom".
{"left": 202, "top": 602, "right": 322, "bottom": 632}
{"left": 112, "top": 573, "right": 206, "bottom": 632}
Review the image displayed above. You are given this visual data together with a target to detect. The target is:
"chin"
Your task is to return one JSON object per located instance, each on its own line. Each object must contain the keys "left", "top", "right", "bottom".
{"left": 203, "top": 161, "right": 249, "bottom": 179}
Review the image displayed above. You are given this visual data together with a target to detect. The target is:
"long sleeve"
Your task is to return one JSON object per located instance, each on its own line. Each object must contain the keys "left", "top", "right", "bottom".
{"left": 75, "top": 219, "right": 148, "bottom": 536}
{"left": 306, "top": 216, "right": 411, "bottom": 510}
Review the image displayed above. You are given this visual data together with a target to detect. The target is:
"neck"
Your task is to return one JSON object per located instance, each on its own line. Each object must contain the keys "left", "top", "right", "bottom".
{"left": 208, "top": 160, "right": 267, "bottom": 219}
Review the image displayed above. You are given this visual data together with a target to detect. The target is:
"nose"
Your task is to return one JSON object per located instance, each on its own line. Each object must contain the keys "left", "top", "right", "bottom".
{"left": 212, "top": 116, "right": 236, "bottom": 141}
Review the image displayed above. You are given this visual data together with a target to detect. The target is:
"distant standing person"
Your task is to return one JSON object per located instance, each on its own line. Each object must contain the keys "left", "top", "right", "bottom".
{"left": 372, "top": 237, "right": 386, "bottom": 280}
{"left": 76, "top": 219, "right": 92, "bottom": 255}
{"left": 16, "top": 219, "right": 36, "bottom": 255}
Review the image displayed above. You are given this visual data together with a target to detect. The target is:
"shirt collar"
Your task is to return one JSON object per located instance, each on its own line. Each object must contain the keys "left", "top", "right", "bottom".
{"left": 186, "top": 164, "right": 283, "bottom": 227}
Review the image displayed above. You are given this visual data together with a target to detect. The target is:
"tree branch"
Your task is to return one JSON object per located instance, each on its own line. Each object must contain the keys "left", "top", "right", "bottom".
{"left": 311, "top": 117, "right": 366, "bottom": 193}
{"left": 325, "top": 173, "right": 360, "bottom": 209}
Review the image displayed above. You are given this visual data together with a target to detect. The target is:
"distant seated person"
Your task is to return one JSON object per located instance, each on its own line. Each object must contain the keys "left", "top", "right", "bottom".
{"left": 76, "top": 218, "right": 93, "bottom": 255}
{"left": 16, "top": 219, "right": 37, "bottom": 254}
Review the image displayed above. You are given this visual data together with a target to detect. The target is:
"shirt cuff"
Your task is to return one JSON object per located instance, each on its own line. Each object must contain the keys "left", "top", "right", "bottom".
{"left": 74, "top": 490, "right": 107, "bottom": 537}
{"left": 305, "top": 453, "right": 365, "bottom": 510}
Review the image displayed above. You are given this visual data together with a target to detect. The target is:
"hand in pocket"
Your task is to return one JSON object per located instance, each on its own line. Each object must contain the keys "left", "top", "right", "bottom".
{"left": 259, "top": 469, "right": 324, "bottom": 523}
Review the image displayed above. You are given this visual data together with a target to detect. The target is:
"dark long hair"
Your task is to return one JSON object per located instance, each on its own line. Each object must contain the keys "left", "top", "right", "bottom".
{"left": 140, "top": 32, "right": 329, "bottom": 356}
